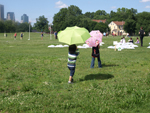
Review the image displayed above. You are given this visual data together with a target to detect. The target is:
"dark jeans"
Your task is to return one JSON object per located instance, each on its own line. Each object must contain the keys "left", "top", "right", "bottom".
{"left": 140, "top": 36, "right": 143, "bottom": 46}
{"left": 68, "top": 67, "right": 75, "bottom": 77}
{"left": 90, "top": 56, "right": 102, "bottom": 68}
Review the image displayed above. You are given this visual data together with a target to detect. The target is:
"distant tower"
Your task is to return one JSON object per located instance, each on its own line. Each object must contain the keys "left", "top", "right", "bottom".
{"left": 0, "top": 4, "right": 4, "bottom": 20}
{"left": 21, "top": 14, "right": 29, "bottom": 23}
{"left": 7, "top": 12, "right": 15, "bottom": 21}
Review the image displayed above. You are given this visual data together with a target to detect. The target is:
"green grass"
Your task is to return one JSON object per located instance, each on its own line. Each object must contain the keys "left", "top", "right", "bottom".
{"left": 0, "top": 32, "right": 150, "bottom": 113}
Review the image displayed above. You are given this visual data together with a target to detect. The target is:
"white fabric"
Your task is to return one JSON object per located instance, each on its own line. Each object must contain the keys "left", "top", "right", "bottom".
{"left": 55, "top": 45, "right": 64, "bottom": 48}
{"left": 48, "top": 45, "right": 55, "bottom": 48}
{"left": 48, "top": 42, "right": 104, "bottom": 48}
{"left": 108, "top": 41, "right": 139, "bottom": 50}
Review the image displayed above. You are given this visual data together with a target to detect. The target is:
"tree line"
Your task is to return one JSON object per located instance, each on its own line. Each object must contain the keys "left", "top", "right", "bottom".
{"left": 0, "top": 5, "right": 150, "bottom": 35}
{"left": 0, "top": 20, "right": 32, "bottom": 33}
{"left": 53, "top": 5, "right": 150, "bottom": 36}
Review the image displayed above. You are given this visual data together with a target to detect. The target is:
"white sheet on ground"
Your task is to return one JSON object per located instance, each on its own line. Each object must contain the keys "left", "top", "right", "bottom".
{"left": 147, "top": 46, "right": 150, "bottom": 48}
{"left": 108, "top": 42, "right": 138, "bottom": 50}
{"left": 48, "top": 42, "right": 104, "bottom": 48}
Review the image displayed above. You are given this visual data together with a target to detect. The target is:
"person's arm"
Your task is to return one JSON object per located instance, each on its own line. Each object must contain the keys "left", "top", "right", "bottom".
{"left": 75, "top": 48, "right": 80, "bottom": 56}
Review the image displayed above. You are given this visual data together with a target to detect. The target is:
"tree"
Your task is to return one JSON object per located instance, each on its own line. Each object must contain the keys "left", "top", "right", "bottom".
{"left": 4, "top": 20, "right": 16, "bottom": 32}
{"left": 16, "top": 23, "right": 32, "bottom": 32}
{"left": 135, "top": 12, "right": 150, "bottom": 35}
{"left": 65, "top": 5, "right": 83, "bottom": 27}
{"left": 124, "top": 14, "right": 136, "bottom": 35}
{"left": 84, "top": 12, "right": 95, "bottom": 19}
{"left": 53, "top": 5, "right": 83, "bottom": 32}
{"left": 94, "top": 22, "right": 109, "bottom": 33}
{"left": 53, "top": 8, "right": 68, "bottom": 31}
{"left": 0, "top": 21, "right": 5, "bottom": 33}
{"left": 88, "top": 21, "right": 97, "bottom": 32}
{"left": 94, "top": 10, "right": 107, "bottom": 16}
{"left": 34, "top": 15, "right": 49, "bottom": 32}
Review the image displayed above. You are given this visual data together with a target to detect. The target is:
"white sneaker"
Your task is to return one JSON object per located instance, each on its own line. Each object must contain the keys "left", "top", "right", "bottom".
{"left": 68, "top": 81, "right": 73, "bottom": 84}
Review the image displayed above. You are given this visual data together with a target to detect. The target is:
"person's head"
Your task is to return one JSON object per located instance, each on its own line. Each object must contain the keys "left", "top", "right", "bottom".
{"left": 140, "top": 27, "right": 143, "bottom": 29}
{"left": 130, "top": 38, "right": 132, "bottom": 40}
{"left": 137, "top": 37, "right": 139, "bottom": 39}
{"left": 69, "top": 44, "right": 77, "bottom": 54}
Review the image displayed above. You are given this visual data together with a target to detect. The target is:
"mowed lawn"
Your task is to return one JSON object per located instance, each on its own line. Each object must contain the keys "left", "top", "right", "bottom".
{"left": 0, "top": 32, "right": 150, "bottom": 113}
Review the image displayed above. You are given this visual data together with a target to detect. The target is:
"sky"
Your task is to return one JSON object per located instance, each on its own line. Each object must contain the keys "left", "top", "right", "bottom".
{"left": 1, "top": 0, "right": 150, "bottom": 26}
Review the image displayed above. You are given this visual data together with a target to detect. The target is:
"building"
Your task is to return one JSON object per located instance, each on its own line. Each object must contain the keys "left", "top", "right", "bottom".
{"left": 7, "top": 12, "right": 15, "bottom": 21}
{"left": 108, "top": 21, "right": 126, "bottom": 36}
{"left": 0, "top": 4, "right": 4, "bottom": 20}
{"left": 92, "top": 19, "right": 107, "bottom": 23}
{"left": 21, "top": 14, "right": 29, "bottom": 23}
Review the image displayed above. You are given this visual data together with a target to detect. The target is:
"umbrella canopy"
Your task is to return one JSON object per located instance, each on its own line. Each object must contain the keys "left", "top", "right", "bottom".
{"left": 90, "top": 30, "right": 103, "bottom": 43}
{"left": 85, "top": 36, "right": 100, "bottom": 47}
{"left": 58, "top": 26, "right": 91, "bottom": 45}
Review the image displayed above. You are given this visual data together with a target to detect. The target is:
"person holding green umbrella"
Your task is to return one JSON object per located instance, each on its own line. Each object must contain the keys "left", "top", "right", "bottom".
{"left": 67, "top": 44, "right": 79, "bottom": 84}
{"left": 58, "top": 26, "right": 90, "bottom": 83}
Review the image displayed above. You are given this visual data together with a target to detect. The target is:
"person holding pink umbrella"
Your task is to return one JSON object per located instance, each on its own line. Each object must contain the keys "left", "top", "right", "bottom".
{"left": 85, "top": 30, "right": 102, "bottom": 68}
{"left": 90, "top": 40, "right": 102, "bottom": 68}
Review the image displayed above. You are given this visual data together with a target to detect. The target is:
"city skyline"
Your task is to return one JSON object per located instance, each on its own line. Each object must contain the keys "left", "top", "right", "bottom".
{"left": 0, "top": 0, "right": 150, "bottom": 26}
{"left": 0, "top": 4, "right": 4, "bottom": 20}
{"left": 21, "top": 14, "right": 29, "bottom": 23}
{"left": 0, "top": 4, "right": 29, "bottom": 23}
{"left": 7, "top": 12, "right": 15, "bottom": 21}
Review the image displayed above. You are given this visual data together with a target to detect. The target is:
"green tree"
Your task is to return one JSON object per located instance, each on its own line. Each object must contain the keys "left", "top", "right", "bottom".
{"left": 53, "top": 5, "right": 83, "bottom": 32}
{"left": 65, "top": 5, "right": 82, "bottom": 27}
{"left": 4, "top": 20, "right": 16, "bottom": 32}
{"left": 16, "top": 23, "right": 32, "bottom": 32}
{"left": 135, "top": 12, "right": 150, "bottom": 35}
{"left": 0, "top": 21, "right": 5, "bottom": 33}
{"left": 94, "top": 22, "right": 109, "bottom": 33}
{"left": 75, "top": 15, "right": 91, "bottom": 30}
{"left": 34, "top": 15, "right": 49, "bottom": 32}
{"left": 84, "top": 12, "right": 95, "bottom": 19}
{"left": 53, "top": 8, "right": 68, "bottom": 31}
{"left": 94, "top": 10, "right": 107, "bottom": 16}
{"left": 88, "top": 21, "right": 97, "bottom": 32}
{"left": 124, "top": 14, "right": 136, "bottom": 35}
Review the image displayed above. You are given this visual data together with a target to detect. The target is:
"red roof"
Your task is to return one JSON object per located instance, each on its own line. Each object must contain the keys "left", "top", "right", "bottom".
{"left": 113, "top": 21, "right": 125, "bottom": 25}
{"left": 92, "top": 19, "right": 106, "bottom": 23}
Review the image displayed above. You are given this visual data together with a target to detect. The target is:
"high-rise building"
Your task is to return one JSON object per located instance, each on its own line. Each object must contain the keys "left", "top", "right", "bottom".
{"left": 7, "top": 12, "right": 15, "bottom": 21}
{"left": 21, "top": 14, "right": 29, "bottom": 23}
{"left": 0, "top": 4, "right": 4, "bottom": 20}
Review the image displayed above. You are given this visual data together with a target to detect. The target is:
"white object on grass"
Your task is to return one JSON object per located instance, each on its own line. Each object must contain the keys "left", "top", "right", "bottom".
{"left": 48, "top": 45, "right": 55, "bottom": 48}
{"left": 147, "top": 46, "right": 150, "bottom": 48}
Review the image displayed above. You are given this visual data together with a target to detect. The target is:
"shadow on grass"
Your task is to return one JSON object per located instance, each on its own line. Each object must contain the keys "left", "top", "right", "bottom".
{"left": 102, "top": 63, "right": 119, "bottom": 67}
{"left": 79, "top": 73, "right": 114, "bottom": 81}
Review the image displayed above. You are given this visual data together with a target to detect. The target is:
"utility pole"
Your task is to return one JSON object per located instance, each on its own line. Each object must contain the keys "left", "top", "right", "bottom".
{"left": 28, "top": 22, "right": 31, "bottom": 40}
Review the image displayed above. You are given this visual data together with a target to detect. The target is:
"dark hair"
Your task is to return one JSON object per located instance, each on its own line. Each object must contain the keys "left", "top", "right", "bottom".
{"left": 69, "top": 44, "right": 76, "bottom": 54}
{"left": 141, "top": 27, "right": 143, "bottom": 29}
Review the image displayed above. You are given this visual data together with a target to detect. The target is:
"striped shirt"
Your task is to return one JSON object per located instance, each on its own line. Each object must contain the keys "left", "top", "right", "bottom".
{"left": 67, "top": 49, "right": 79, "bottom": 67}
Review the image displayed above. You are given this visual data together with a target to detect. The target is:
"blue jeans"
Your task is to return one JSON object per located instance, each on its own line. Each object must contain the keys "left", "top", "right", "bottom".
{"left": 68, "top": 67, "right": 75, "bottom": 77}
{"left": 90, "top": 56, "right": 102, "bottom": 68}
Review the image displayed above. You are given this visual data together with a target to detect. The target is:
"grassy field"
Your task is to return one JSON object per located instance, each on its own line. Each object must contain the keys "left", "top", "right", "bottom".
{"left": 0, "top": 32, "right": 150, "bottom": 113}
